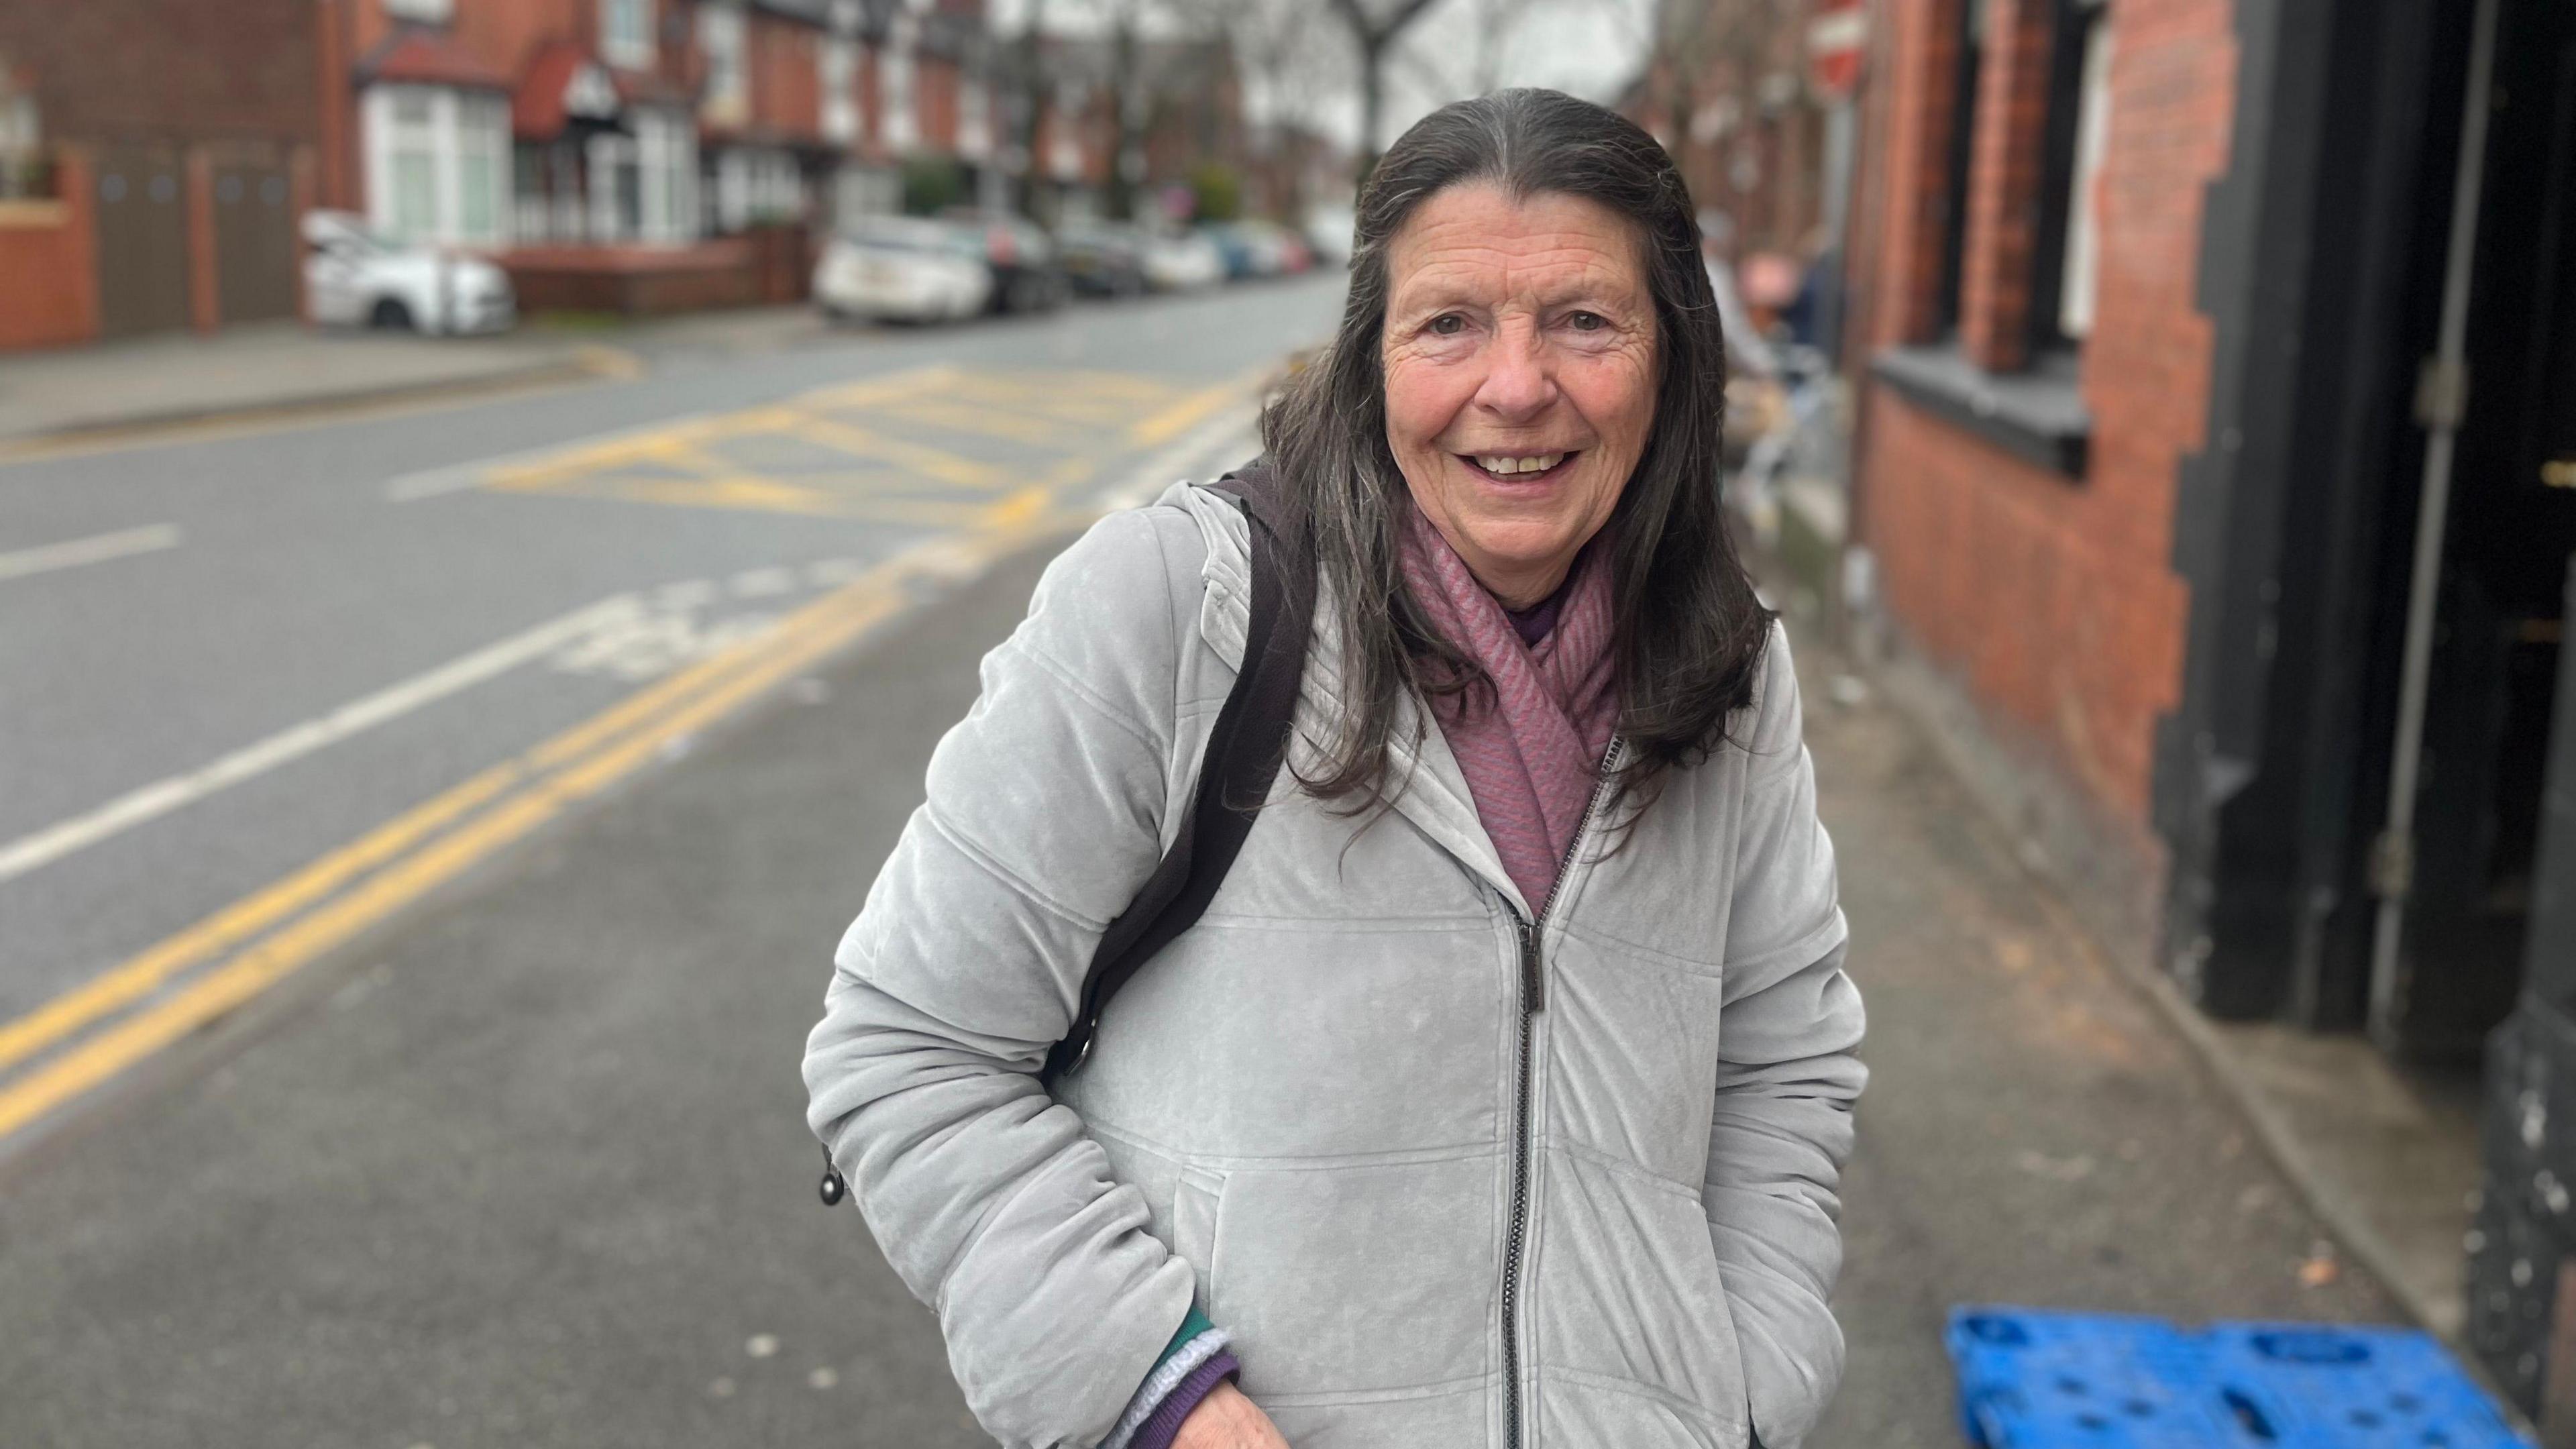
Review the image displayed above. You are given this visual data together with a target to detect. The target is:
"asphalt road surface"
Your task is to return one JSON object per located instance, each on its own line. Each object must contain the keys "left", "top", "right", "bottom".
{"left": 0, "top": 275, "right": 1343, "bottom": 1159}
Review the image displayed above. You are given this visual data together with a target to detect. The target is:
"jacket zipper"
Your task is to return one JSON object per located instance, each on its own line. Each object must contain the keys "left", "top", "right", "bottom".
{"left": 1501, "top": 742, "right": 1624, "bottom": 1449}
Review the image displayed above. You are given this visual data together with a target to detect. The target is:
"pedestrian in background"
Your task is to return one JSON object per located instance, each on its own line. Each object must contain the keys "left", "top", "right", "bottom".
{"left": 805, "top": 89, "right": 1864, "bottom": 1449}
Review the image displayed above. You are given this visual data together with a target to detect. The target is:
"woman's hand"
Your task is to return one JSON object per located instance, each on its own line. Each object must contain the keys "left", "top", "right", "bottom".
{"left": 1173, "top": 1380, "right": 1291, "bottom": 1449}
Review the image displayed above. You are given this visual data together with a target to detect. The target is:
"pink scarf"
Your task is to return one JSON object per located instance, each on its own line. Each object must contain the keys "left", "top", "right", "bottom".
{"left": 1399, "top": 504, "right": 1621, "bottom": 912}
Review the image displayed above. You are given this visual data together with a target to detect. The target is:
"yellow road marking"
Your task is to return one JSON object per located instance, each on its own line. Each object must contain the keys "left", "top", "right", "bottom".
{"left": 792, "top": 364, "right": 963, "bottom": 411}
{"left": 0, "top": 521, "right": 1058, "bottom": 1140}
{"left": 0, "top": 763, "right": 524, "bottom": 1075}
{"left": 1128, "top": 371, "right": 1262, "bottom": 447}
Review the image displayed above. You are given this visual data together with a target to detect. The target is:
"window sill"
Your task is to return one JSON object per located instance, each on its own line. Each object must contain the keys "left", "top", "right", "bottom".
{"left": 1870, "top": 344, "right": 2090, "bottom": 480}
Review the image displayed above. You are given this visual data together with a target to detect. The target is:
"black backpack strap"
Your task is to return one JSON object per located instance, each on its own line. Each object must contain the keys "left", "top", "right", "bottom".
{"left": 1042, "top": 460, "right": 1314, "bottom": 1081}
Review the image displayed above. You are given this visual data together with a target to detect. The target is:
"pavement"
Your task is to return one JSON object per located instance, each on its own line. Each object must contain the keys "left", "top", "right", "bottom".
{"left": 0, "top": 321, "right": 614, "bottom": 449}
{"left": 0, "top": 275, "right": 2433, "bottom": 1445}
{"left": 0, "top": 304, "right": 883, "bottom": 452}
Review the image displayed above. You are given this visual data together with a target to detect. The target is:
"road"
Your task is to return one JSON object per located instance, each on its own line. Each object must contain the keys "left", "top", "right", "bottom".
{"left": 0, "top": 276, "right": 1342, "bottom": 1157}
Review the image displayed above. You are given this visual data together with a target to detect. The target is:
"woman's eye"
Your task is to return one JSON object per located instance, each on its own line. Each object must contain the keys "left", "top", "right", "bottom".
{"left": 1428, "top": 314, "right": 1466, "bottom": 336}
{"left": 1568, "top": 311, "right": 1607, "bottom": 331}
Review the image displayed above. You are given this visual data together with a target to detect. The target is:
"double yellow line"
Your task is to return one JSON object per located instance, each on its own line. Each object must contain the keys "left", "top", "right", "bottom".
{"left": 0, "top": 519, "right": 1049, "bottom": 1142}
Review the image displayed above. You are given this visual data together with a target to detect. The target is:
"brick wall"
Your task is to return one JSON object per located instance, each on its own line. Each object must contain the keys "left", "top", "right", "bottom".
{"left": 1853, "top": 0, "right": 2239, "bottom": 833}
{"left": 0, "top": 150, "right": 99, "bottom": 350}
{"left": 750, "top": 12, "right": 822, "bottom": 140}
{"left": 0, "top": 0, "right": 317, "bottom": 146}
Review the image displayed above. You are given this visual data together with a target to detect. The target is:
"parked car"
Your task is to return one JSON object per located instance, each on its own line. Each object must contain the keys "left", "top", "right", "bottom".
{"left": 940, "top": 209, "right": 1070, "bottom": 313}
{"left": 1201, "top": 221, "right": 1267, "bottom": 281}
{"left": 813, "top": 216, "right": 993, "bottom": 323}
{"left": 1240, "top": 219, "right": 1316, "bottom": 275}
{"left": 1303, "top": 204, "right": 1357, "bottom": 268}
{"left": 1201, "top": 219, "right": 1314, "bottom": 281}
{"left": 1138, "top": 227, "right": 1226, "bottom": 292}
{"left": 1054, "top": 219, "right": 1149, "bottom": 299}
{"left": 302, "top": 211, "right": 515, "bottom": 335}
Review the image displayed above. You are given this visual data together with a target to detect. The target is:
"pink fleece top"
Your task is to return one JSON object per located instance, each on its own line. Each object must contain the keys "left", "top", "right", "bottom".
{"left": 1398, "top": 504, "right": 1621, "bottom": 912}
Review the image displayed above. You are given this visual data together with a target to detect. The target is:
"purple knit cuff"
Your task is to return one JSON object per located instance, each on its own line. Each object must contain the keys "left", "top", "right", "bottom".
{"left": 1127, "top": 1348, "right": 1241, "bottom": 1449}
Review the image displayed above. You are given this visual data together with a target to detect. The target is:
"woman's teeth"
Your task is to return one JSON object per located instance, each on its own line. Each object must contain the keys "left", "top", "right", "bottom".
{"left": 1473, "top": 452, "right": 1566, "bottom": 476}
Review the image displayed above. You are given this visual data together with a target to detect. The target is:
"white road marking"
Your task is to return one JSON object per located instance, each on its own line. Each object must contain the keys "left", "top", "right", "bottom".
{"left": 0, "top": 593, "right": 643, "bottom": 885}
{"left": 0, "top": 524, "right": 182, "bottom": 582}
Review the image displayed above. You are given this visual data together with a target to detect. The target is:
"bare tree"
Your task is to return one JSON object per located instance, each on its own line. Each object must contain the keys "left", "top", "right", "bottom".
{"left": 1325, "top": 0, "right": 1449, "bottom": 173}
{"left": 1394, "top": 0, "right": 1545, "bottom": 101}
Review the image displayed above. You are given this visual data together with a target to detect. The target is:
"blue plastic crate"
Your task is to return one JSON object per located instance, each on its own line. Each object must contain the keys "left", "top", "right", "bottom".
{"left": 1944, "top": 1308, "right": 2536, "bottom": 1449}
{"left": 2204, "top": 1323, "right": 2534, "bottom": 1449}
{"left": 1946, "top": 1307, "right": 2233, "bottom": 1449}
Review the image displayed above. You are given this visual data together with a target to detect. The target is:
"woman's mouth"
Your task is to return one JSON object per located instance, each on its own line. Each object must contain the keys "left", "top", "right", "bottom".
{"left": 1461, "top": 450, "right": 1578, "bottom": 483}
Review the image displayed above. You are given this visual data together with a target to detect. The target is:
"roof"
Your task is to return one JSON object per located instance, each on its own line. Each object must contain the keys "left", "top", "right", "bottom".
{"left": 360, "top": 28, "right": 512, "bottom": 92}
{"left": 513, "top": 41, "right": 674, "bottom": 140}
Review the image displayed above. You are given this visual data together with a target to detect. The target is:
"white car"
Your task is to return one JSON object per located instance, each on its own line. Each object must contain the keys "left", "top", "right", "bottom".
{"left": 302, "top": 211, "right": 516, "bottom": 335}
{"left": 1139, "top": 229, "right": 1224, "bottom": 292}
{"left": 814, "top": 217, "right": 993, "bottom": 323}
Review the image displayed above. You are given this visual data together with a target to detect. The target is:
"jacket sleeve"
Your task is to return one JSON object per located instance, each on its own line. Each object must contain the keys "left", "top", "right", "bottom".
{"left": 1705, "top": 626, "right": 1868, "bottom": 1449}
{"left": 803, "top": 507, "right": 1203, "bottom": 1449}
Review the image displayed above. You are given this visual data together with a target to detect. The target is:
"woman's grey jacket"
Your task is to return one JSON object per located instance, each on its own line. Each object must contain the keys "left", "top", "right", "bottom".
{"left": 802, "top": 484, "right": 1866, "bottom": 1449}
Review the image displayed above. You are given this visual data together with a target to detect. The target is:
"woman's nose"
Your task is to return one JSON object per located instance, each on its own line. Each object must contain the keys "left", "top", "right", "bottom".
{"left": 1473, "top": 327, "right": 1558, "bottom": 421}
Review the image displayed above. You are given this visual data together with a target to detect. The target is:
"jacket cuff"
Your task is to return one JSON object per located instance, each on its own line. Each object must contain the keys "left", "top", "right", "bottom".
{"left": 1097, "top": 1305, "right": 1230, "bottom": 1449}
{"left": 1128, "top": 1349, "right": 1241, "bottom": 1449}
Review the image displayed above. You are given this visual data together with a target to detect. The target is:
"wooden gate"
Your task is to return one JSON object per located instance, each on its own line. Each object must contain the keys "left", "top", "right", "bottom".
{"left": 90, "top": 142, "right": 192, "bottom": 339}
{"left": 213, "top": 159, "right": 297, "bottom": 325}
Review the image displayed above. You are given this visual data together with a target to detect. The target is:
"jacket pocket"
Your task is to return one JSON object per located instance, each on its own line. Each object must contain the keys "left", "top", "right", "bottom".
{"left": 1172, "top": 1166, "right": 1226, "bottom": 1309}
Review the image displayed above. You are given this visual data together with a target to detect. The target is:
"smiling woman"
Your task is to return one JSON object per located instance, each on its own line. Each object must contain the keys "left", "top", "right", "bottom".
{"left": 806, "top": 89, "right": 1862, "bottom": 1449}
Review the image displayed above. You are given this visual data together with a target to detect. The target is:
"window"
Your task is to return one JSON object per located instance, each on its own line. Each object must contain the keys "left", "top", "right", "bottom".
{"left": 588, "top": 132, "right": 640, "bottom": 241}
{"left": 881, "top": 16, "right": 918, "bottom": 152}
{"left": 698, "top": 4, "right": 747, "bottom": 126}
{"left": 709, "top": 147, "right": 803, "bottom": 233}
{"left": 1, "top": 70, "right": 46, "bottom": 200}
{"left": 636, "top": 108, "right": 698, "bottom": 243}
{"left": 383, "top": 0, "right": 454, "bottom": 21}
{"left": 602, "top": 0, "right": 655, "bottom": 70}
{"left": 1932, "top": 0, "right": 1984, "bottom": 338}
{"left": 366, "top": 85, "right": 510, "bottom": 246}
{"left": 466, "top": 95, "right": 509, "bottom": 244}
{"left": 2038, "top": 0, "right": 2112, "bottom": 345}
{"left": 1931, "top": 0, "right": 2109, "bottom": 360}
{"left": 959, "top": 76, "right": 991, "bottom": 161}
{"left": 822, "top": 36, "right": 858, "bottom": 144}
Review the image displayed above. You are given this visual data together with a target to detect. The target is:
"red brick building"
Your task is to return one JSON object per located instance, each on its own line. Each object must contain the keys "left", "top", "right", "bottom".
{"left": 1840, "top": 0, "right": 2576, "bottom": 1236}
{"left": 0, "top": 0, "right": 319, "bottom": 345}
{"left": 1831, "top": 0, "right": 2576, "bottom": 1399}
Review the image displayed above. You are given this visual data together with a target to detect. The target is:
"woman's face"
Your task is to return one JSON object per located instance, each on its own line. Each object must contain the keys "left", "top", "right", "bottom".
{"left": 1381, "top": 182, "right": 1659, "bottom": 608}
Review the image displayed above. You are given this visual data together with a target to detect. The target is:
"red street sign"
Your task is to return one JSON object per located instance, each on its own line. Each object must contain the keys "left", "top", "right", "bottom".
{"left": 1809, "top": 0, "right": 1867, "bottom": 100}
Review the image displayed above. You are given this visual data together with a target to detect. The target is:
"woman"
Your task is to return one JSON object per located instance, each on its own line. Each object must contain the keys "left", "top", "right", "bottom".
{"left": 805, "top": 90, "right": 1864, "bottom": 1449}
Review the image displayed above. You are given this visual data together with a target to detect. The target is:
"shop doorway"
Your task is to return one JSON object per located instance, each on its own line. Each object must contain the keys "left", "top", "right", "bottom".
{"left": 2370, "top": 0, "right": 2576, "bottom": 1056}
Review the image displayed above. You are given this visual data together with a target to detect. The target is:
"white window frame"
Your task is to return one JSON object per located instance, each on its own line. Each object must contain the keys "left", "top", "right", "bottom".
{"left": 822, "top": 36, "right": 859, "bottom": 145}
{"left": 602, "top": 0, "right": 656, "bottom": 70}
{"left": 698, "top": 3, "right": 748, "bottom": 127}
{"left": 2057, "top": 12, "right": 2113, "bottom": 341}
{"left": 364, "top": 83, "right": 509, "bottom": 247}
{"left": 881, "top": 16, "right": 918, "bottom": 152}
{"left": 637, "top": 107, "right": 699, "bottom": 244}
{"left": 383, "top": 0, "right": 454, "bottom": 22}
{"left": 958, "top": 74, "right": 991, "bottom": 162}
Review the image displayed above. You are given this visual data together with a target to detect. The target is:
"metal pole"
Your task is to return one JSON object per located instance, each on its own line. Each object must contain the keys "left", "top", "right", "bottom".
{"left": 2369, "top": 0, "right": 2504, "bottom": 1044}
